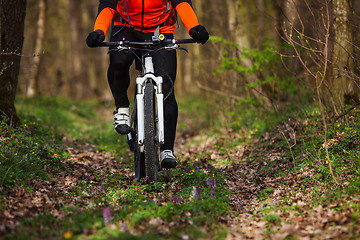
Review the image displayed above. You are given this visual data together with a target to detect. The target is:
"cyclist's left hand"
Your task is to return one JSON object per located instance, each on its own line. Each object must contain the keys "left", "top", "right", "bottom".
{"left": 189, "top": 25, "right": 209, "bottom": 44}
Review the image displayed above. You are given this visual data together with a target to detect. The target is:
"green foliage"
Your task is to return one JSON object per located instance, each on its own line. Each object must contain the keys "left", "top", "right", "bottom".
{"left": 258, "top": 187, "right": 274, "bottom": 201}
{"left": 0, "top": 117, "right": 68, "bottom": 189}
{"left": 211, "top": 36, "right": 303, "bottom": 100}
{"left": 209, "top": 36, "right": 310, "bottom": 135}
{"left": 264, "top": 213, "right": 281, "bottom": 226}
{"left": 296, "top": 107, "right": 360, "bottom": 189}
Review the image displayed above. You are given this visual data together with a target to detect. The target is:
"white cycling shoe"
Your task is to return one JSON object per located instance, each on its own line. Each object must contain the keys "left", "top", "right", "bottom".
{"left": 160, "top": 150, "right": 178, "bottom": 169}
{"left": 114, "top": 108, "right": 131, "bottom": 134}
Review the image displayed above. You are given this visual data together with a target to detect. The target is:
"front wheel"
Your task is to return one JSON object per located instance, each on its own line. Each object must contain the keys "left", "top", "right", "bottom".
{"left": 144, "top": 82, "right": 158, "bottom": 182}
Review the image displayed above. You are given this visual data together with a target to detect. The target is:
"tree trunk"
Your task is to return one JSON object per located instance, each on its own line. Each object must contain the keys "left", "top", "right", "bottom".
{"left": 0, "top": 0, "right": 27, "bottom": 126}
{"left": 69, "top": 0, "right": 82, "bottom": 99}
{"left": 333, "top": 0, "right": 358, "bottom": 106}
{"left": 274, "top": 0, "right": 285, "bottom": 44}
{"left": 27, "top": 0, "right": 45, "bottom": 97}
{"left": 351, "top": 0, "right": 360, "bottom": 88}
{"left": 256, "top": 0, "right": 265, "bottom": 48}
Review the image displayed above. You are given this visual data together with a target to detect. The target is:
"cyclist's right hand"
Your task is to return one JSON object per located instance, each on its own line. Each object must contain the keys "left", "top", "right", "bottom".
{"left": 86, "top": 30, "right": 105, "bottom": 48}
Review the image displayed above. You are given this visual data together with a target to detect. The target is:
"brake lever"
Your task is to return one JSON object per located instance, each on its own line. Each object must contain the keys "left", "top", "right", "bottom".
{"left": 165, "top": 44, "right": 189, "bottom": 53}
{"left": 178, "top": 47, "right": 188, "bottom": 53}
{"left": 117, "top": 45, "right": 130, "bottom": 51}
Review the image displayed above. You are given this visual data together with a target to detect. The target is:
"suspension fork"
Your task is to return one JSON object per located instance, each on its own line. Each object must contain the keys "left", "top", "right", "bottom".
{"left": 136, "top": 56, "right": 165, "bottom": 152}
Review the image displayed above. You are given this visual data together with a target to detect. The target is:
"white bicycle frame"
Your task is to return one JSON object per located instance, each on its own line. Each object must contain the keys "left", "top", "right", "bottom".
{"left": 135, "top": 56, "right": 165, "bottom": 152}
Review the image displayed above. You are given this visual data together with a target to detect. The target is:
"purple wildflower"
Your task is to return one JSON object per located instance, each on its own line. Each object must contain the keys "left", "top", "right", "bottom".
{"left": 206, "top": 177, "right": 216, "bottom": 198}
{"left": 103, "top": 207, "right": 111, "bottom": 225}
{"left": 195, "top": 187, "right": 201, "bottom": 200}
{"left": 122, "top": 223, "right": 129, "bottom": 233}
{"left": 172, "top": 195, "right": 179, "bottom": 204}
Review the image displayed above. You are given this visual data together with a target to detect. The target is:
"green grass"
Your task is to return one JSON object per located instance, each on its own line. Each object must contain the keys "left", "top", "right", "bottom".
{"left": 16, "top": 96, "right": 128, "bottom": 154}
{"left": 0, "top": 116, "right": 68, "bottom": 189}
{"left": 177, "top": 95, "right": 214, "bottom": 132}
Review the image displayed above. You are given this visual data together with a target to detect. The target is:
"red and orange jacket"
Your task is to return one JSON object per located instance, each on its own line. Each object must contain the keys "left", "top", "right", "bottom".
{"left": 94, "top": 0, "right": 199, "bottom": 35}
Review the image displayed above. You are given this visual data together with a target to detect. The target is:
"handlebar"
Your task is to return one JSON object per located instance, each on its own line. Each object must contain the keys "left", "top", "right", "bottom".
{"left": 99, "top": 38, "right": 196, "bottom": 48}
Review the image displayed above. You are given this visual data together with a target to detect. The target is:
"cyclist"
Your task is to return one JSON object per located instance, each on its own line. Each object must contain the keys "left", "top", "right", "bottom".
{"left": 86, "top": 0, "right": 209, "bottom": 169}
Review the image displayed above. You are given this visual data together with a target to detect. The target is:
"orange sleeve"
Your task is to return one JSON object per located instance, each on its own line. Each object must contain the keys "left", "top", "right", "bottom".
{"left": 175, "top": 2, "right": 199, "bottom": 32}
{"left": 94, "top": 7, "right": 116, "bottom": 36}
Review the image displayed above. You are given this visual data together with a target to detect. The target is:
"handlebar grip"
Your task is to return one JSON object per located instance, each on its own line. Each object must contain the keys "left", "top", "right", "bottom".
{"left": 99, "top": 42, "right": 120, "bottom": 47}
{"left": 175, "top": 39, "right": 197, "bottom": 44}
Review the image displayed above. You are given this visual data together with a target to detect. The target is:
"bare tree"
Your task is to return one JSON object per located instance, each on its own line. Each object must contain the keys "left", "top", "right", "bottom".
{"left": 281, "top": 0, "right": 341, "bottom": 184}
{"left": 27, "top": 0, "right": 46, "bottom": 97}
{"left": 0, "top": 0, "right": 27, "bottom": 126}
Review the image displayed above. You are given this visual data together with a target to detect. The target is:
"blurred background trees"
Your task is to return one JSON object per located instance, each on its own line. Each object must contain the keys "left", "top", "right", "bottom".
{"left": 13, "top": 0, "right": 360, "bottom": 120}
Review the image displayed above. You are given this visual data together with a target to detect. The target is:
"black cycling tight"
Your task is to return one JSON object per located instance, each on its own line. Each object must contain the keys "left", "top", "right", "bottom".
{"left": 107, "top": 26, "right": 178, "bottom": 152}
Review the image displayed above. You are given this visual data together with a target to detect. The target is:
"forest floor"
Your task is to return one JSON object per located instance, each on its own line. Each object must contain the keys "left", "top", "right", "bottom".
{"left": 1, "top": 97, "right": 360, "bottom": 239}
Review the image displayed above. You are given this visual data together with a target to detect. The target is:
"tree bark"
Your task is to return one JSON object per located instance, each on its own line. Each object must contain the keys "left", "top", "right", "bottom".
{"left": 333, "top": 0, "right": 358, "bottom": 106}
{"left": 0, "top": 0, "right": 27, "bottom": 126}
{"left": 69, "top": 0, "right": 82, "bottom": 98}
{"left": 351, "top": 0, "right": 360, "bottom": 87}
{"left": 256, "top": 0, "right": 265, "bottom": 48}
{"left": 274, "top": 0, "right": 285, "bottom": 44}
{"left": 27, "top": 0, "right": 46, "bottom": 97}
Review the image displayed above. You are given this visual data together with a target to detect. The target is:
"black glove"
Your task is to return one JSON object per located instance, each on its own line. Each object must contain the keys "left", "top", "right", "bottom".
{"left": 86, "top": 30, "right": 105, "bottom": 48}
{"left": 189, "top": 25, "right": 209, "bottom": 44}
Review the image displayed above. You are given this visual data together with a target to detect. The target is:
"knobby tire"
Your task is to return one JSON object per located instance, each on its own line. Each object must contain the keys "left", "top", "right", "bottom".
{"left": 144, "top": 82, "right": 158, "bottom": 182}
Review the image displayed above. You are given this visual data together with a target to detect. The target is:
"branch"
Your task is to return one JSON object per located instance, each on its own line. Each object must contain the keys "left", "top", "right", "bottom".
{"left": 279, "top": 128, "right": 298, "bottom": 178}
{"left": 334, "top": 102, "right": 360, "bottom": 121}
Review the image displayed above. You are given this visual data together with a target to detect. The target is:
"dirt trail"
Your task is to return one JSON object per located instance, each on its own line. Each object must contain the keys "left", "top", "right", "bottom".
{"left": 176, "top": 126, "right": 359, "bottom": 239}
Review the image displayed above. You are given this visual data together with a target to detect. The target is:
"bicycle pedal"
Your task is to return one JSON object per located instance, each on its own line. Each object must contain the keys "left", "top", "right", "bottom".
{"left": 126, "top": 131, "right": 136, "bottom": 151}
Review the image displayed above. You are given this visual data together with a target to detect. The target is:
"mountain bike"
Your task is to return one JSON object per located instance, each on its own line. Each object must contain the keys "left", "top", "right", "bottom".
{"left": 100, "top": 36, "right": 195, "bottom": 182}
